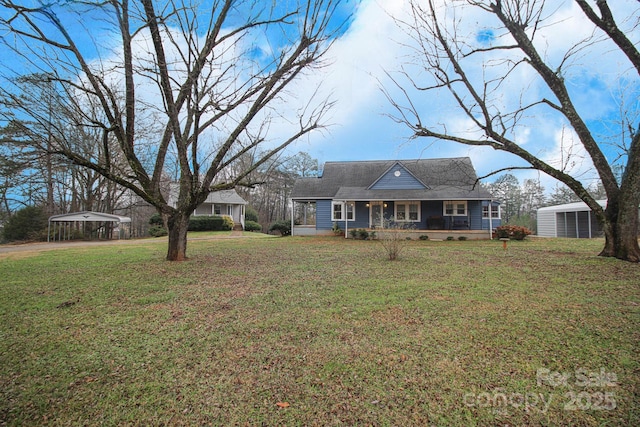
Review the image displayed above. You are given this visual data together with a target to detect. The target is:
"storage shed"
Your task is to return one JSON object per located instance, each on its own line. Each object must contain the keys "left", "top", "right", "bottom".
{"left": 537, "top": 200, "right": 605, "bottom": 238}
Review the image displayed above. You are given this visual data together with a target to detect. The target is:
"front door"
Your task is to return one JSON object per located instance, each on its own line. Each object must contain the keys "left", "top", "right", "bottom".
{"left": 370, "top": 202, "right": 384, "bottom": 228}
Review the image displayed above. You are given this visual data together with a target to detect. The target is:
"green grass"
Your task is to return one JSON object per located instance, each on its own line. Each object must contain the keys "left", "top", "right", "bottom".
{"left": 1, "top": 235, "right": 639, "bottom": 426}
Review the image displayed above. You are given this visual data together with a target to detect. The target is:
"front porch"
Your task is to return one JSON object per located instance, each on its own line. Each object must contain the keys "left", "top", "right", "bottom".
{"left": 292, "top": 199, "right": 501, "bottom": 237}
{"left": 369, "top": 228, "right": 492, "bottom": 240}
{"left": 292, "top": 224, "right": 492, "bottom": 240}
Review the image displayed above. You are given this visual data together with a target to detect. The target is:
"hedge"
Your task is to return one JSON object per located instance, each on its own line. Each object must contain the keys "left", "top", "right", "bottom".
{"left": 188, "top": 215, "right": 234, "bottom": 231}
{"left": 244, "top": 220, "right": 262, "bottom": 232}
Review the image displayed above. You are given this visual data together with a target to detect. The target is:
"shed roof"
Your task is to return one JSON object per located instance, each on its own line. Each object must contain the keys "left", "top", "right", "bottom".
{"left": 537, "top": 200, "right": 607, "bottom": 214}
{"left": 49, "top": 211, "right": 131, "bottom": 223}
{"left": 291, "top": 157, "right": 493, "bottom": 200}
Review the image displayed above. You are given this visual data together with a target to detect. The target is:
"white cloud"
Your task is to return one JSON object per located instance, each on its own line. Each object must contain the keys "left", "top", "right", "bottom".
{"left": 75, "top": 0, "right": 637, "bottom": 193}
{"left": 71, "top": 0, "right": 640, "bottom": 202}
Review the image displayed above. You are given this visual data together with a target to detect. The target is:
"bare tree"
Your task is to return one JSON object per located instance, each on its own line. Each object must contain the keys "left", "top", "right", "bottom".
{"left": 387, "top": 0, "right": 640, "bottom": 262}
{"left": 227, "top": 150, "right": 319, "bottom": 230}
{"left": 487, "top": 173, "right": 521, "bottom": 223}
{"left": 1, "top": 77, "right": 136, "bottom": 224}
{"left": 0, "top": 0, "right": 341, "bottom": 260}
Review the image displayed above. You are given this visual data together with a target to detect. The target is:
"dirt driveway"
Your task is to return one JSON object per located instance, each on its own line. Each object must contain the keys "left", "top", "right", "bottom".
{"left": 0, "top": 238, "right": 161, "bottom": 257}
{"left": 0, "top": 232, "right": 249, "bottom": 258}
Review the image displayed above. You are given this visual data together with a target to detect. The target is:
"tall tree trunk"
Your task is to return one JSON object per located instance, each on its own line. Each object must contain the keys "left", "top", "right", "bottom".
{"left": 166, "top": 211, "right": 190, "bottom": 261}
{"left": 45, "top": 146, "right": 55, "bottom": 216}
{"left": 600, "top": 193, "right": 640, "bottom": 262}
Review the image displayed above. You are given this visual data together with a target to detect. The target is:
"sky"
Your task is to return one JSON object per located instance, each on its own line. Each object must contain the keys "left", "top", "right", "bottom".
{"left": 1, "top": 0, "right": 638, "bottom": 195}
{"left": 280, "top": 0, "right": 639, "bottom": 191}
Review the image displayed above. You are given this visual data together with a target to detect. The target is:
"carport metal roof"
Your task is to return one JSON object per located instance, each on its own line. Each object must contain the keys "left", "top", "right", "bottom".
{"left": 48, "top": 211, "right": 132, "bottom": 242}
{"left": 49, "top": 211, "right": 131, "bottom": 223}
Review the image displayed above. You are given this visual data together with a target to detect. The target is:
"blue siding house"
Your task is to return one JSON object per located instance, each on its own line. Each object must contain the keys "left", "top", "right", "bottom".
{"left": 291, "top": 158, "right": 501, "bottom": 238}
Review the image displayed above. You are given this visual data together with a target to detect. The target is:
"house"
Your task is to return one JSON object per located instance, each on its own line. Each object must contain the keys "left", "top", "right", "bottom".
{"left": 537, "top": 200, "right": 606, "bottom": 238}
{"left": 291, "top": 158, "right": 500, "bottom": 238}
{"left": 192, "top": 189, "right": 247, "bottom": 229}
{"left": 168, "top": 185, "right": 248, "bottom": 229}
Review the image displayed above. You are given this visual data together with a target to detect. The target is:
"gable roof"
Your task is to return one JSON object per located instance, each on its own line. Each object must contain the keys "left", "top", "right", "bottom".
{"left": 291, "top": 157, "right": 493, "bottom": 200}
{"left": 368, "top": 161, "right": 428, "bottom": 190}
{"left": 202, "top": 189, "right": 248, "bottom": 205}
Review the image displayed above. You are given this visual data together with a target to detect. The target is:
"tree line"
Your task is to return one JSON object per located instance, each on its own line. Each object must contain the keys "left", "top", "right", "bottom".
{"left": 1, "top": 0, "right": 638, "bottom": 261}
{"left": 0, "top": 0, "right": 341, "bottom": 260}
{"left": 485, "top": 174, "right": 607, "bottom": 233}
{"left": 0, "top": 141, "right": 318, "bottom": 241}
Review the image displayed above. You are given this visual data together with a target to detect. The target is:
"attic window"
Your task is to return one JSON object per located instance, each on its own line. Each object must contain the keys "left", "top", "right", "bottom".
{"left": 394, "top": 170, "right": 401, "bottom": 177}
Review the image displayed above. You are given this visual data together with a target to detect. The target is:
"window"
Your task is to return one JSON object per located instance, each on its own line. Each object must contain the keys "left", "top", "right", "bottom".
{"left": 346, "top": 203, "right": 354, "bottom": 221}
{"left": 227, "top": 205, "right": 233, "bottom": 216}
{"left": 395, "top": 201, "right": 420, "bottom": 222}
{"left": 213, "top": 204, "right": 221, "bottom": 215}
{"left": 332, "top": 202, "right": 342, "bottom": 221}
{"left": 409, "top": 204, "right": 419, "bottom": 221}
{"left": 332, "top": 202, "right": 355, "bottom": 221}
{"left": 444, "top": 201, "right": 467, "bottom": 216}
{"left": 483, "top": 204, "right": 500, "bottom": 219}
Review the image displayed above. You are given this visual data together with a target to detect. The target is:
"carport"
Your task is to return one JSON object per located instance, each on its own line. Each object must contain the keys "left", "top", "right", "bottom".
{"left": 48, "top": 211, "right": 132, "bottom": 242}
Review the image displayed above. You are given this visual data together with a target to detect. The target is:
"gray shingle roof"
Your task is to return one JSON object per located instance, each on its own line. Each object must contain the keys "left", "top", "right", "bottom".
{"left": 203, "top": 189, "right": 247, "bottom": 205}
{"left": 291, "top": 157, "right": 493, "bottom": 200}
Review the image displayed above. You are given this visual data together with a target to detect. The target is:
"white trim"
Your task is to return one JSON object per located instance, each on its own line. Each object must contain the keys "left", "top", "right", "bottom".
{"left": 366, "top": 161, "right": 428, "bottom": 190}
{"left": 331, "top": 201, "right": 355, "bottom": 222}
{"left": 394, "top": 200, "right": 421, "bottom": 222}
{"left": 332, "top": 201, "right": 343, "bottom": 221}
{"left": 488, "top": 199, "right": 493, "bottom": 240}
{"left": 444, "top": 200, "right": 467, "bottom": 216}
{"left": 369, "top": 201, "right": 385, "bottom": 228}
{"left": 482, "top": 204, "right": 501, "bottom": 219}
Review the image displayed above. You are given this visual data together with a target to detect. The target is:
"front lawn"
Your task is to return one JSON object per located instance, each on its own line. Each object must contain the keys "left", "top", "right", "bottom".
{"left": 1, "top": 236, "right": 638, "bottom": 425}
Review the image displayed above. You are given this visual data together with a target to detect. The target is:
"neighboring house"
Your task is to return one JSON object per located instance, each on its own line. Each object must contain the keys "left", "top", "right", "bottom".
{"left": 291, "top": 157, "right": 500, "bottom": 238}
{"left": 192, "top": 189, "right": 247, "bottom": 229}
{"left": 168, "top": 184, "right": 248, "bottom": 229}
{"left": 537, "top": 200, "right": 606, "bottom": 238}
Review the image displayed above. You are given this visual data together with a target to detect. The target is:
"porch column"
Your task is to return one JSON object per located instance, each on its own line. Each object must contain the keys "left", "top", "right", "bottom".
{"left": 488, "top": 200, "right": 493, "bottom": 240}
{"left": 291, "top": 200, "right": 295, "bottom": 236}
{"left": 303, "top": 202, "right": 308, "bottom": 225}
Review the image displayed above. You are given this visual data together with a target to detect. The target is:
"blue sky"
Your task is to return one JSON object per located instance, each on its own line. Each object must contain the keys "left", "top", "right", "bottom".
{"left": 1, "top": 0, "right": 638, "bottom": 193}
{"left": 283, "top": 0, "right": 639, "bottom": 191}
